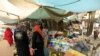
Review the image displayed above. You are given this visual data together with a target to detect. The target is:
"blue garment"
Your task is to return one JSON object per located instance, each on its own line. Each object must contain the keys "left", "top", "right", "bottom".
{"left": 44, "top": 47, "right": 49, "bottom": 56}
{"left": 74, "top": 41, "right": 89, "bottom": 55}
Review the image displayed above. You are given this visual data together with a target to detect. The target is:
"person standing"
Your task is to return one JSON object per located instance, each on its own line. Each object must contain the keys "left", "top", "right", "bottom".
{"left": 4, "top": 27, "right": 13, "bottom": 46}
{"left": 14, "top": 24, "right": 30, "bottom": 56}
{"left": 42, "top": 27, "right": 48, "bottom": 47}
{"left": 32, "top": 25, "right": 44, "bottom": 56}
{"left": 87, "top": 30, "right": 100, "bottom": 56}
{"left": 42, "top": 27, "right": 49, "bottom": 56}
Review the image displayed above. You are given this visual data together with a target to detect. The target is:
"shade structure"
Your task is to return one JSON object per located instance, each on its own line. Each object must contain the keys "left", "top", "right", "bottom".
{"left": 0, "top": 20, "right": 5, "bottom": 25}
{"left": 0, "top": 18, "right": 18, "bottom": 24}
{"left": 0, "top": 0, "right": 39, "bottom": 19}
{"left": 32, "top": 0, "right": 100, "bottom": 13}
{"left": 27, "top": 6, "right": 73, "bottom": 22}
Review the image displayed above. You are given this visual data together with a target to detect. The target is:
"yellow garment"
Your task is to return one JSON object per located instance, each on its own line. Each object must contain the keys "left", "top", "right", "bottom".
{"left": 0, "top": 40, "right": 14, "bottom": 56}
{"left": 65, "top": 49, "right": 86, "bottom": 56}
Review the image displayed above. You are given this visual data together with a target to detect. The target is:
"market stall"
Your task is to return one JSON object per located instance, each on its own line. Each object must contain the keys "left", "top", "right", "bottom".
{"left": 48, "top": 31, "right": 88, "bottom": 56}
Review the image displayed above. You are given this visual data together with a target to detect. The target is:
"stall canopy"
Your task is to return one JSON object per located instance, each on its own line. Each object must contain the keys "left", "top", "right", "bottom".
{"left": 27, "top": 6, "right": 73, "bottom": 19}
{"left": 32, "top": 0, "right": 100, "bottom": 13}
{"left": 9, "top": 0, "right": 73, "bottom": 20}
{"left": 2, "top": 0, "right": 100, "bottom": 22}
{"left": 0, "top": 0, "right": 39, "bottom": 19}
{"left": 0, "top": 18, "right": 18, "bottom": 24}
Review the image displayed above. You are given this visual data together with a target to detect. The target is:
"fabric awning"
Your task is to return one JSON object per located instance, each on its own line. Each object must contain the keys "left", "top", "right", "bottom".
{"left": 0, "top": 0, "right": 39, "bottom": 19}
{"left": 28, "top": 6, "right": 72, "bottom": 18}
{"left": 27, "top": 6, "right": 73, "bottom": 22}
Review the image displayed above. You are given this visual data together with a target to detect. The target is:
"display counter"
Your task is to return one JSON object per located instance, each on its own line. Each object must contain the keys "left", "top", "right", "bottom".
{"left": 49, "top": 48, "right": 86, "bottom": 56}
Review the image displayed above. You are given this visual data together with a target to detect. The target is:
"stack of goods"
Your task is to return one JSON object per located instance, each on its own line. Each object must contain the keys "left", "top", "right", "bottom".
{"left": 48, "top": 31, "right": 87, "bottom": 56}
{"left": 49, "top": 37, "right": 73, "bottom": 52}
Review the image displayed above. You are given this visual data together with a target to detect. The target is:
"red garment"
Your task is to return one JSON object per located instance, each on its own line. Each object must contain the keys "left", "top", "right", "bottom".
{"left": 4, "top": 28, "right": 13, "bottom": 46}
{"left": 33, "top": 25, "right": 44, "bottom": 38}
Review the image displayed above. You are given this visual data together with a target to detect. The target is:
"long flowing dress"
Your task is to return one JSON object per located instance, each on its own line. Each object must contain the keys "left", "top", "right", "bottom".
{"left": 32, "top": 32, "right": 44, "bottom": 56}
{"left": 14, "top": 30, "right": 30, "bottom": 56}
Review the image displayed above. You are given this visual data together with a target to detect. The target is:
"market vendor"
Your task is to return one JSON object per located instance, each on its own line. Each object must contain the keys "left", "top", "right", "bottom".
{"left": 86, "top": 30, "right": 100, "bottom": 56}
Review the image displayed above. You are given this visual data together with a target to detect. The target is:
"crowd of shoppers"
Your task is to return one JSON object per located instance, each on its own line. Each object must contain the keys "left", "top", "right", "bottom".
{"left": 0, "top": 21, "right": 48, "bottom": 56}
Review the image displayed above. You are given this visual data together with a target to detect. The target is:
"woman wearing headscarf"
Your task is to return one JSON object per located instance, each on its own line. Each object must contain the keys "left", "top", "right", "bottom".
{"left": 0, "top": 27, "right": 14, "bottom": 56}
{"left": 14, "top": 24, "right": 30, "bottom": 56}
{"left": 32, "top": 25, "right": 44, "bottom": 56}
{"left": 4, "top": 27, "right": 13, "bottom": 46}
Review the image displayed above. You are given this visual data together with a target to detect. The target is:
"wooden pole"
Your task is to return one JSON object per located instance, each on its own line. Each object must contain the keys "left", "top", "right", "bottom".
{"left": 17, "top": 16, "right": 20, "bottom": 23}
{"left": 86, "top": 11, "right": 95, "bottom": 36}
